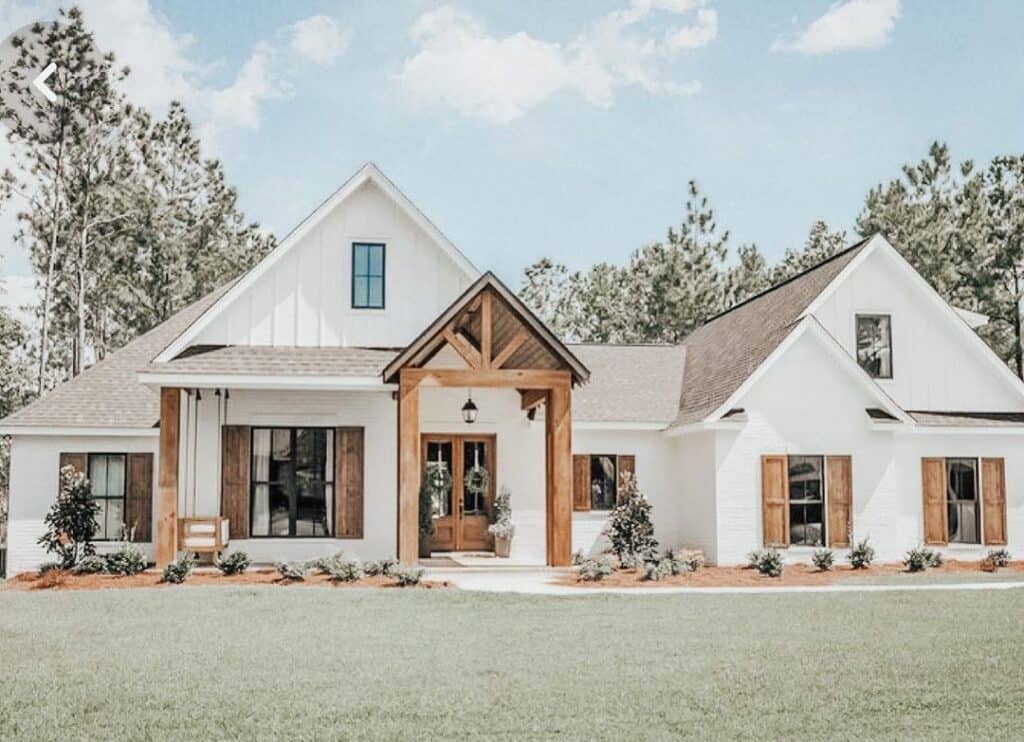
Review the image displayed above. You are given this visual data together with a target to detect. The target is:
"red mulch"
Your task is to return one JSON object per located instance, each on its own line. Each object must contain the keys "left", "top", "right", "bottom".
{"left": 2, "top": 569, "right": 451, "bottom": 592}
{"left": 558, "top": 560, "right": 1024, "bottom": 588}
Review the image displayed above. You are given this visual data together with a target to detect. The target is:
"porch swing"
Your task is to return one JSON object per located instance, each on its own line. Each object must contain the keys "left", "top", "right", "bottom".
{"left": 176, "top": 388, "right": 231, "bottom": 561}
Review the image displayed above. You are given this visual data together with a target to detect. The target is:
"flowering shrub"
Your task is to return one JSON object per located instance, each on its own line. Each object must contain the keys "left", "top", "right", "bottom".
{"left": 987, "top": 548, "right": 1011, "bottom": 568}
{"left": 812, "top": 548, "right": 834, "bottom": 572}
{"left": 756, "top": 548, "right": 784, "bottom": 577}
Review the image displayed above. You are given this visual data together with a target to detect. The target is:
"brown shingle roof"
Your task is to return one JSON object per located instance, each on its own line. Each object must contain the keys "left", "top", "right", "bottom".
{"left": 144, "top": 345, "right": 398, "bottom": 377}
{"left": 907, "top": 411, "right": 1024, "bottom": 427}
{"left": 674, "top": 238, "right": 870, "bottom": 426}
{"left": 570, "top": 344, "right": 686, "bottom": 424}
{"left": 0, "top": 287, "right": 229, "bottom": 429}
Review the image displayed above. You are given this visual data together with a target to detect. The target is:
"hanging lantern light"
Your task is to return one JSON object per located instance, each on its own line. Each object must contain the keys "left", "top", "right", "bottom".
{"left": 461, "top": 389, "right": 478, "bottom": 424}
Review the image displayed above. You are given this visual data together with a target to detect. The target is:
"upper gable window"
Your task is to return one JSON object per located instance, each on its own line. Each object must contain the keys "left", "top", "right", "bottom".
{"left": 856, "top": 314, "right": 892, "bottom": 379}
{"left": 352, "top": 242, "right": 385, "bottom": 309}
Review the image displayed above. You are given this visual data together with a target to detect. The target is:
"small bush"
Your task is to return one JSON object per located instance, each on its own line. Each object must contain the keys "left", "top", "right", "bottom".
{"left": 391, "top": 566, "right": 424, "bottom": 587}
{"left": 161, "top": 555, "right": 196, "bottom": 584}
{"left": 603, "top": 473, "right": 659, "bottom": 563}
{"left": 38, "top": 466, "right": 100, "bottom": 568}
{"left": 73, "top": 555, "right": 108, "bottom": 574}
{"left": 661, "top": 548, "right": 702, "bottom": 575}
{"left": 577, "top": 555, "right": 616, "bottom": 582}
{"left": 38, "top": 561, "right": 63, "bottom": 575}
{"left": 812, "top": 548, "right": 834, "bottom": 572}
{"left": 904, "top": 547, "right": 932, "bottom": 573}
{"left": 216, "top": 551, "right": 251, "bottom": 576}
{"left": 987, "top": 548, "right": 1012, "bottom": 568}
{"left": 756, "top": 548, "right": 784, "bottom": 578}
{"left": 641, "top": 560, "right": 671, "bottom": 582}
{"left": 923, "top": 548, "right": 943, "bottom": 568}
{"left": 848, "top": 538, "right": 875, "bottom": 569}
{"left": 746, "top": 550, "right": 764, "bottom": 569}
{"left": 618, "top": 551, "right": 646, "bottom": 571}
{"left": 310, "top": 551, "right": 347, "bottom": 575}
{"left": 275, "top": 561, "right": 308, "bottom": 581}
{"left": 571, "top": 549, "right": 585, "bottom": 566}
{"left": 104, "top": 545, "right": 147, "bottom": 576}
{"left": 327, "top": 558, "right": 363, "bottom": 583}
{"left": 363, "top": 559, "right": 397, "bottom": 577}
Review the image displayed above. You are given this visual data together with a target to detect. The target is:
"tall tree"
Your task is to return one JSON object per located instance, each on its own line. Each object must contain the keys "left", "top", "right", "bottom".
{"left": 725, "top": 243, "right": 770, "bottom": 305}
{"left": 771, "top": 220, "right": 847, "bottom": 283}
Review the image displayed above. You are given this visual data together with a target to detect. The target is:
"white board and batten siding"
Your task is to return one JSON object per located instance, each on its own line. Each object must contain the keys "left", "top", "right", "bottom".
{"left": 194, "top": 179, "right": 473, "bottom": 350}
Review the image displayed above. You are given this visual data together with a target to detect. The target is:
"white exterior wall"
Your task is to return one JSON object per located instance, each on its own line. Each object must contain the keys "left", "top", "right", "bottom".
{"left": 672, "top": 431, "right": 717, "bottom": 560}
{"left": 812, "top": 245, "right": 1021, "bottom": 411}
{"left": 194, "top": 180, "right": 472, "bottom": 349}
{"left": 711, "top": 327, "right": 1024, "bottom": 565}
{"left": 571, "top": 429, "right": 679, "bottom": 557}
{"left": 6, "top": 434, "right": 158, "bottom": 574}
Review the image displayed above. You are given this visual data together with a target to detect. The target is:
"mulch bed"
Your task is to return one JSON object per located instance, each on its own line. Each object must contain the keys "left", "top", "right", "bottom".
{"left": 2, "top": 569, "right": 451, "bottom": 592}
{"left": 558, "top": 560, "right": 1024, "bottom": 588}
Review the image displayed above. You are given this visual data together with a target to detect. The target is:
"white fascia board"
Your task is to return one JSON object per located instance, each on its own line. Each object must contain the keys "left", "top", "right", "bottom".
{"left": 137, "top": 372, "right": 395, "bottom": 392}
{"left": 0, "top": 426, "right": 159, "bottom": 437}
{"left": 574, "top": 421, "right": 668, "bottom": 431}
{"left": 154, "top": 163, "right": 480, "bottom": 363}
{"left": 663, "top": 420, "right": 746, "bottom": 437}
{"left": 702, "top": 316, "right": 911, "bottom": 425}
{"left": 873, "top": 422, "right": 1024, "bottom": 436}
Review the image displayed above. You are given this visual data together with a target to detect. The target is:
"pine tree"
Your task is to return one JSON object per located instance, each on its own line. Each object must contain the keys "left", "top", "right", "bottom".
{"left": 771, "top": 220, "right": 847, "bottom": 283}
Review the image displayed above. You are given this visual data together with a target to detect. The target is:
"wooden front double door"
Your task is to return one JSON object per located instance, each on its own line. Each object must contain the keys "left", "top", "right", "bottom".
{"left": 422, "top": 434, "right": 496, "bottom": 552}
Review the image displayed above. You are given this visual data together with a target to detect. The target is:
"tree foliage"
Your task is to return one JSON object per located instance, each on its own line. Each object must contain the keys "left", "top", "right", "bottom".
{"left": 38, "top": 464, "right": 99, "bottom": 568}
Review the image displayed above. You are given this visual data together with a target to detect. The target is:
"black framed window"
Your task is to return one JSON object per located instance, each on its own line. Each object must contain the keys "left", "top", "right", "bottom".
{"left": 590, "top": 455, "right": 617, "bottom": 511}
{"left": 946, "top": 458, "right": 980, "bottom": 544}
{"left": 250, "top": 428, "right": 334, "bottom": 537}
{"left": 788, "top": 455, "right": 825, "bottom": 546}
{"left": 352, "top": 242, "right": 385, "bottom": 309}
{"left": 88, "top": 454, "right": 126, "bottom": 541}
{"left": 856, "top": 314, "right": 892, "bottom": 378}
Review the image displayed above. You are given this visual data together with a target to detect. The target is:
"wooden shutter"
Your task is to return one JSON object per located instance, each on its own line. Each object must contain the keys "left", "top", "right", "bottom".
{"left": 221, "top": 426, "right": 251, "bottom": 540}
{"left": 59, "top": 452, "right": 86, "bottom": 476}
{"left": 617, "top": 455, "right": 636, "bottom": 504}
{"left": 125, "top": 453, "right": 153, "bottom": 542}
{"left": 921, "top": 458, "right": 948, "bottom": 545}
{"left": 572, "top": 455, "right": 590, "bottom": 511}
{"left": 982, "top": 457, "right": 1007, "bottom": 546}
{"left": 761, "top": 455, "right": 789, "bottom": 547}
{"left": 826, "top": 455, "right": 852, "bottom": 548}
{"left": 335, "top": 427, "right": 364, "bottom": 539}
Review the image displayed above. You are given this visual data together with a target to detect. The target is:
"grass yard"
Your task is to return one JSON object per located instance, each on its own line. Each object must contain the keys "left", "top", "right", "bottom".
{"left": 1, "top": 586, "right": 1023, "bottom": 740}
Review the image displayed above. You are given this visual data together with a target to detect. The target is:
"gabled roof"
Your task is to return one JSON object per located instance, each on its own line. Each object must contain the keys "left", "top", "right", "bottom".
{"left": 154, "top": 163, "right": 480, "bottom": 364}
{"left": 673, "top": 237, "right": 871, "bottom": 426}
{"left": 0, "top": 286, "right": 230, "bottom": 431}
{"left": 570, "top": 344, "right": 685, "bottom": 424}
{"left": 383, "top": 271, "right": 590, "bottom": 385}
{"left": 142, "top": 346, "right": 397, "bottom": 378}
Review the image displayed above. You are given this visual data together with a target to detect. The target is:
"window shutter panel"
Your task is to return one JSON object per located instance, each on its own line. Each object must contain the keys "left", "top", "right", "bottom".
{"left": 761, "top": 455, "right": 789, "bottom": 547}
{"left": 826, "top": 455, "right": 852, "bottom": 548}
{"left": 921, "top": 458, "right": 948, "bottom": 545}
{"left": 125, "top": 453, "right": 153, "bottom": 542}
{"left": 572, "top": 455, "right": 590, "bottom": 512}
{"left": 335, "top": 427, "right": 364, "bottom": 539}
{"left": 59, "top": 452, "right": 87, "bottom": 476}
{"left": 221, "top": 426, "right": 251, "bottom": 540}
{"left": 617, "top": 455, "right": 636, "bottom": 488}
{"left": 982, "top": 458, "right": 1007, "bottom": 546}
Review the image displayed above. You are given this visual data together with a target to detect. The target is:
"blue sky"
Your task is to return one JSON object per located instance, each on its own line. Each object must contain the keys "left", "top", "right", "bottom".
{"left": 1, "top": 0, "right": 1023, "bottom": 309}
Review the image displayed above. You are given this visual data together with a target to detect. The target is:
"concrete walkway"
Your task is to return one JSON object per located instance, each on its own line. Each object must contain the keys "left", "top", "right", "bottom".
{"left": 424, "top": 567, "right": 1024, "bottom": 595}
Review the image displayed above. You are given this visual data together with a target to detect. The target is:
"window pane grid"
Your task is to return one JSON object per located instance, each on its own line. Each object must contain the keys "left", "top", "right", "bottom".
{"left": 250, "top": 428, "right": 334, "bottom": 538}
{"left": 788, "top": 455, "right": 825, "bottom": 546}
{"left": 856, "top": 314, "right": 892, "bottom": 379}
{"left": 589, "top": 455, "right": 617, "bottom": 511}
{"left": 352, "top": 243, "right": 385, "bottom": 309}
{"left": 88, "top": 454, "right": 126, "bottom": 541}
{"left": 946, "top": 458, "right": 980, "bottom": 544}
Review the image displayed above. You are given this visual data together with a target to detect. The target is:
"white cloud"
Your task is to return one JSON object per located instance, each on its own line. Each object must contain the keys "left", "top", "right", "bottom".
{"left": 203, "top": 42, "right": 289, "bottom": 136}
{"left": 772, "top": 0, "right": 901, "bottom": 55}
{"left": 396, "top": 2, "right": 713, "bottom": 124}
{"left": 290, "top": 14, "right": 352, "bottom": 65}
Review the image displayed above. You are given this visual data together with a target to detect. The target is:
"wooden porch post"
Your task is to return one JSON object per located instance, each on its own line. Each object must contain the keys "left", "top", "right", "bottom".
{"left": 546, "top": 382, "right": 572, "bottom": 566}
{"left": 397, "top": 370, "right": 421, "bottom": 565}
{"left": 155, "top": 387, "right": 180, "bottom": 567}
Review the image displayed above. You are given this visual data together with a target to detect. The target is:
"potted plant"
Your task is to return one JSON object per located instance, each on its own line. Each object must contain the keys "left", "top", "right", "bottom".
{"left": 488, "top": 486, "right": 515, "bottom": 558}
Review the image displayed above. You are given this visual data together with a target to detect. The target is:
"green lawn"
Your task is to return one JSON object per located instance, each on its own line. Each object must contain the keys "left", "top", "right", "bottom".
{"left": 1, "top": 586, "right": 1023, "bottom": 740}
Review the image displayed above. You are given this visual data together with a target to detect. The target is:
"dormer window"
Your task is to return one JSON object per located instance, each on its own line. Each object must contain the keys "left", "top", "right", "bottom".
{"left": 352, "top": 242, "right": 385, "bottom": 309}
{"left": 856, "top": 314, "right": 892, "bottom": 379}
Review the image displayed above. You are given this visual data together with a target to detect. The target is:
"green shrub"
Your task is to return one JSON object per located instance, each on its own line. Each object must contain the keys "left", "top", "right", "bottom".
{"left": 987, "top": 548, "right": 1012, "bottom": 568}
{"left": 161, "top": 555, "right": 196, "bottom": 584}
{"left": 38, "top": 561, "right": 63, "bottom": 575}
{"left": 904, "top": 547, "right": 933, "bottom": 573}
{"left": 577, "top": 555, "right": 616, "bottom": 582}
{"left": 756, "top": 548, "right": 784, "bottom": 577}
{"left": 661, "top": 548, "right": 702, "bottom": 575}
{"left": 310, "top": 551, "right": 347, "bottom": 575}
{"left": 923, "top": 548, "right": 943, "bottom": 568}
{"left": 391, "top": 566, "right": 425, "bottom": 587}
{"left": 327, "top": 558, "right": 363, "bottom": 583}
{"left": 73, "top": 555, "right": 107, "bottom": 574}
{"left": 641, "top": 560, "right": 671, "bottom": 582}
{"left": 38, "top": 466, "right": 99, "bottom": 568}
{"left": 104, "top": 545, "right": 147, "bottom": 576}
{"left": 216, "top": 551, "right": 251, "bottom": 576}
{"left": 848, "top": 538, "right": 875, "bottom": 569}
{"left": 603, "top": 472, "right": 658, "bottom": 563}
{"left": 812, "top": 548, "right": 834, "bottom": 572}
{"left": 275, "top": 561, "right": 308, "bottom": 581}
{"left": 746, "top": 550, "right": 764, "bottom": 569}
{"left": 363, "top": 559, "right": 397, "bottom": 577}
